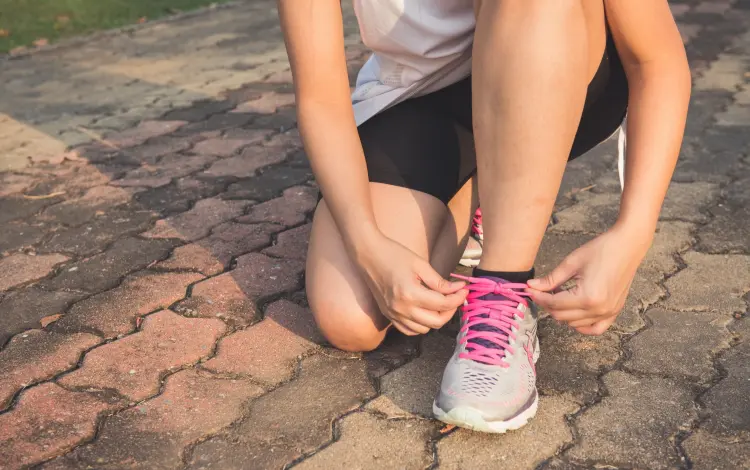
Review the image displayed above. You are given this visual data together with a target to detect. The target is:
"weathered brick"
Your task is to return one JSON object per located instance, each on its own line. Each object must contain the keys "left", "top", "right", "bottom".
{"left": 40, "top": 237, "right": 177, "bottom": 293}
{"left": 0, "top": 330, "right": 101, "bottom": 409}
{"left": 0, "top": 253, "right": 69, "bottom": 292}
{"left": 59, "top": 310, "right": 225, "bottom": 401}
{"left": 0, "top": 219, "right": 50, "bottom": 253}
{"left": 537, "top": 318, "right": 620, "bottom": 404}
{"left": 161, "top": 99, "right": 234, "bottom": 122}
{"left": 123, "top": 135, "right": 192, "bottom": 164}
{"left": 182, "top": 221, "right": 282, "bottom": 267}
{"left": 55, "top": 271, "right": 202, "bottom": 338}
{"left": 262, "top": 223, "right": 311, "bottom": 260}
{"left": 0, "top": 195, "right": 63, "bottom": 224}
{"left": 133, "top": 176, "right": 228, "bottom": 215}
{"left": 664, "top": 252, "right": 750, "bottom": 315}
{"left": 188, "top": 354, "right": 376, "bottom": 470}
{"left": 203, "top": 138, "right": 293, "bottom": 178}
{"left": 695, "top": 2, "right": 732, "bottom": 16}
{"left": 112, "top": 154, "right": 215, "bottom": 188}
{"left": 180, "top": 253, "right": 304, "bottom": 327}
{"left": 155, "top": 243, "right": 226, "bottom": 276}
{"left": 104, "top": 120, "right": 187, "bottom": 148}
{"left": 0, "top": 288, "right": 83, "bottom": 346}
{"left": 46, "top": 370, "right": 264, "bottom": 470}
{"left": 295, "top": 412, "right": 436, "bottom": 470}
{"left": 0, "top": 383, "right": 114, "bottom": 469}
{"left": 438, "top": 395, "right": 578, "bottom": 469}
{"left": 231, "top": 91, "right": 295, "bottom": 114}
{"left": 625, "top": 309, "right": 732, "bottom": 381}
{"left": 567, "top": 371, "right": 696, "bottom": 469}
{"left": 142, "top": 197, "right": 251, "bottom": 241}
{"left": 363, "top": 331, "right": 420, "bottom": 379}
{"left": 203, "top": 300, "right": 322, "bottom": 384}
{"left": 237, "top": 185, "right": 318, "bottom": 227}
{"left": 223, "top": 166, "right": 313, "bottom": 201}
{"left": 550, "top": 192, "right": 619, "bottom": 234}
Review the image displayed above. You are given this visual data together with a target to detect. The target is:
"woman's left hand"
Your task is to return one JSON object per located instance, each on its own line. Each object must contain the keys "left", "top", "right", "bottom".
{"left": 525, "top": 224, "right": 653, "bottom": 335}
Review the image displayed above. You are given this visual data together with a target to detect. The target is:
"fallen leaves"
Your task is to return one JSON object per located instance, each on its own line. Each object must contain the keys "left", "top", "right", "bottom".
{"left": 32, "top": 38, "right": 49, "bottom": 47}
{"left": 0, "top": 29, "right": 10, "bottom": 38}
{"left": 563, "top": 184, "right": 596, "bottom": 199}
{"left": 40, "top": 314, "right": 63, "bottom": 328}
{"left": 22, "top": 191, "right": 66, "bottom": 200}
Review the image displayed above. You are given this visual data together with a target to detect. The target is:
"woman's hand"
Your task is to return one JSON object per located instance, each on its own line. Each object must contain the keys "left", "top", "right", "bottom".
{"left": 357, "top": 233, "right": 468, "bottom": 336}
{"left": 526, "top": 224, "right": 653, "bottom": 335}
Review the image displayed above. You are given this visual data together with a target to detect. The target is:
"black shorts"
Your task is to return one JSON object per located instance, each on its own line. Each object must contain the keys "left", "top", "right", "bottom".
{"left": 357, "top": 29, "right": 629, "bottom": 205}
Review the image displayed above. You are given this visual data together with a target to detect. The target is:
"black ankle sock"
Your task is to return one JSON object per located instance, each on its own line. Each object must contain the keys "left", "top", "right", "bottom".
{"left": 473, "top": 267, "right": 535, "bottom": 284}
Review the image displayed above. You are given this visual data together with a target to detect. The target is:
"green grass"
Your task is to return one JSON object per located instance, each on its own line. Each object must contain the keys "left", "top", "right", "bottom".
{"left": 0, "top": 0, "right": 236, "bottom": 53}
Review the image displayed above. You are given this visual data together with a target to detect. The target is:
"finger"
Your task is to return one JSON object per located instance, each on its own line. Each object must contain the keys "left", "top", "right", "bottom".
{"left": 527, "top": 256, "right": 582, "bottom": 292}
{"left": 567, "top": 318, "right": 598, "bottom": 328}
{"left": 407, "top": 307, "right": 455, "bottom": 330}
{"left": 547, "top": 309, "right": 591, "bottom": 322}
{"left": 417, "top": 262, "right": 466, "bottom": 294}
{"left": 390, "top": 319, "right": 423, "bottom": 336}
{"left": 393, "top": 316, "right": 430, "bottom": 335}
{"left": 528, "top": 289, "right": 584, "bottom": 312}
{"left": 575, "top": 317, "right": 615, "bottom": 336}
{"left": 411, "top": 285, "right": 467, "bottom": 312}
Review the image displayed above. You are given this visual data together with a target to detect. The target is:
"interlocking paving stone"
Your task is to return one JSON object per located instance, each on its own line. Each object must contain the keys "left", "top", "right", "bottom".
{"left": 438, "top": 395, "right": 579, "bottom": 469}
{"left": 111, "top": 153, "right": 216, "bottom": 188}
{"left": 262, "top": 223, "right": 311, "bottom": 260}
{"left": 0, "top": 383, "right": 115, "bottom": 469}
{"left": 231, "top": 91, "right": 296, "bottom": 114}
{"left": 0, "top": 172, "right": 35, "bottom": 197}
{"left": 142, "top": 197, "right": 251, "bottom": 242}
{"left": 41, "top": 185, "right": 134, "bottom": 227}
{"left": 0, "top": 195, "right": 64, "bottom": 224}
{"left": 377, "top": 334, "right": 454, "bottom": 417}
{"left": 154, "top": 243, "right": 226, "bottom": 276}
{"left": 187, "top": 354, "right": 376, "bottom": 470}
{"left": 122, "top": 135, "right": 193, "bottom": 164}
{"left": 664, "top": 252, "right": 750, "bottom": 315}
{"left": 683, "top": 430, "right": 750, "bottom": 470}
{"left": 40, "top": 237, "right": 178, "bottom": 293}
{"left": 625, "top": 309, "right": 733, "bottom": 381}
{"left": 178, "top": 252, "right": 304, "bottom": 327}
{"left": 192, "top": 136, "right": 266, "bottom": 157}
{"left": 700, "top": 321, "right": 750, "bottom": 439}
{"left": 45, "top": 370, "right": 264, "bottom": 470}
{"left": 295, "top": 411, "right": 437, "bottom": 470}
{"left": 567, "top": 371, "right": 696, "bottom": 469}
{"left": 0, "top": 220, "right": 51, "bottom": 254}
{"left": 698, "top": 176, "right": 750, "bottom": 253}
{"left": 203, "top": 135, "right": 297, "bottom": 178}
{"left": 103, "top": 120, "right": 187, "bottom": 148}
{"left": 0, "top": 330, "right": 101, "bottom": 409}
{"left": 59, "top": 310, "right": 225, "bottom": 401}
{"left": 236, "top": 184, "right": 318, "bottom": 227}
{"left": 536, "top": 318, "right": 621, "bottom": 404}
{"left": 222, "top": 165, "right": 313, "bottom": 201}
{"left": 0, "top": 289, "right": 84, "bottom": 347}
{"left": 133, "top": 176, "right": 229, "bottom": 215}
{"left": 41, "top": 208, "right": 158, "bottom": 257}
{"left": 203, "top": 300, "right": 322, "bottom": 384}
{"left": 0, "top": 253, "right": 69, "bottom": 292}
{"left": 363, "top": 331, "right": 420, "bottom": 379}
{"left": 54, "top": 271, "right": 203, "bottom": 338}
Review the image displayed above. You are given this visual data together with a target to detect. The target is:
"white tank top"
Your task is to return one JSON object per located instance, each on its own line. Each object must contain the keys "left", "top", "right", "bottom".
{"left": 351, "top": 0, "right": 475, "bottom": 125}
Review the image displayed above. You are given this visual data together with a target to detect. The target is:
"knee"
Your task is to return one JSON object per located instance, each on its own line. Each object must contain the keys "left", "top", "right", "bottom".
{"left": 308, "top": 297, "right": 388, "bottom": 353}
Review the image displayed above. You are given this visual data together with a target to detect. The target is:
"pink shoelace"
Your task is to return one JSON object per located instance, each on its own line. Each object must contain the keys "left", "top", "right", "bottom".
{"left": 452, "top": 274, "right": 530, "bottom": 367}
{"left": 471, "top": 208, "right": 483, "bottom": 238}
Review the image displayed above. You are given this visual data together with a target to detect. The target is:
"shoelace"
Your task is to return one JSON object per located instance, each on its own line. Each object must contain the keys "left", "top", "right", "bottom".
{"left": 452, "top": 274, "right": 530, "bottom": 367}
{"left": 471, "top": 208, "right": 483, "bottom": 238}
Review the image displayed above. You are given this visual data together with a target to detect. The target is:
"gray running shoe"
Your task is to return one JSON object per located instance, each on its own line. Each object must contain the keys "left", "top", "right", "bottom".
{"left": 433, "top": 275, "right": 539, "bottom": 433}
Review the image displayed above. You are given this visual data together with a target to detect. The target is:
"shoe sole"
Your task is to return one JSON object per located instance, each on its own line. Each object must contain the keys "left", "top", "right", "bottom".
{"left": 433, "top": 337, "right": 541, "bottom": 433}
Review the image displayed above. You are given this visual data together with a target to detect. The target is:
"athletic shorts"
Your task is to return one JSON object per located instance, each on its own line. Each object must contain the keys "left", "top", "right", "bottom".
{"left": 357, "top": 28, "right": 629, "bottom": 205}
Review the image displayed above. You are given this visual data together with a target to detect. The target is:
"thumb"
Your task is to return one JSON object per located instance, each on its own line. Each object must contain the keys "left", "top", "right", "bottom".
{"left": 527, "top": 256, "right": 581, "bottom": 292}
{"left": 417, "top": 262, "right": 465, "bottom": 294}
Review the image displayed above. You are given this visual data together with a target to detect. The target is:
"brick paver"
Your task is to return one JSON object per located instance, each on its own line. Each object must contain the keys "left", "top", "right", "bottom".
{"left": 0, "top": 0, "right": 749, "bottom": 468}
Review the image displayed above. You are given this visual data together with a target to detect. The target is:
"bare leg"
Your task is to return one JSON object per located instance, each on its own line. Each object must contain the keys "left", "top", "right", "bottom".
{"left": 472, "top": 0, "right": 605, "bottom": 272}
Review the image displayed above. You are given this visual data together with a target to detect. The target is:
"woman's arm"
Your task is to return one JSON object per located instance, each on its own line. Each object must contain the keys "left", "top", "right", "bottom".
{"left": 277, "top": 0, "right": 378, "bottom": 258}
{"left": 607, "top": 0, "right": 692, "bottom": 247}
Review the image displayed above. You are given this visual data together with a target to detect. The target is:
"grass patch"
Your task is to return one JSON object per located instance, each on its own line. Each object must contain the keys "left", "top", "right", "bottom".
{"left": 0, "top": 0, "right": 236, "bottom": 53}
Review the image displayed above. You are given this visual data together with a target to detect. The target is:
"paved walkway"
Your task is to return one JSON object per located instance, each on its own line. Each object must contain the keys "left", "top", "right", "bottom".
{"left": 0, "top": 1, "right": 748, "bottom": 468}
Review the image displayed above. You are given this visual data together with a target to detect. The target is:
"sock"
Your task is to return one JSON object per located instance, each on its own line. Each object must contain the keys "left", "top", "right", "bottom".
{"left": 472, "top": 267, "right": 535, "bottom": 284}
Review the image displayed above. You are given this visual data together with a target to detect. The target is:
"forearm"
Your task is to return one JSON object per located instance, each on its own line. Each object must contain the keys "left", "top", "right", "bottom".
{"left": 616, "top": 58, "right": 691, "bottom": 245}
{"left": 298, "top": 101, "right": 380, "bottom": 255}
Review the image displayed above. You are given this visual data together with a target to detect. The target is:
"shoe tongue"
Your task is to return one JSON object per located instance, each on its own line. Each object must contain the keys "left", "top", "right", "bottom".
{"left": 466, "top": 276, "right": 515, "bottom": 355}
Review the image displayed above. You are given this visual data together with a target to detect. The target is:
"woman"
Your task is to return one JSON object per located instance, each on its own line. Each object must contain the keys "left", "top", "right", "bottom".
{"left": 278, "top": 0, "right": 690, "bottom": 432}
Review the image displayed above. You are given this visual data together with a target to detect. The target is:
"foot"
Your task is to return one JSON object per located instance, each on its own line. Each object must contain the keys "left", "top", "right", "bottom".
{"left": 459, "top": 208, "right": 483, "bottom": 267}
{"left": 433, "top": 275, "right": 539, "bottom": 433}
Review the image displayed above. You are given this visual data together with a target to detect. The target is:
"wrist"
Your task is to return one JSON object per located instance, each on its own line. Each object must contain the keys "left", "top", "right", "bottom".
{"left": 611, "top": 217, "right": 656, "bottom": 255}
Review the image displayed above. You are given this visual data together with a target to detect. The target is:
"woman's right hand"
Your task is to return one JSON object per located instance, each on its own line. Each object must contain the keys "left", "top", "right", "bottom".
{"left": 356, "top": 233, "right": 468, "bottom": 336}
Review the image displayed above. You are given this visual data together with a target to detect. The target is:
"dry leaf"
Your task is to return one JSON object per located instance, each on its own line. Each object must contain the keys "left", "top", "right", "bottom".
{"left": 40, "top": 314, "right": 63, "bottom": 327}
{"left": 136, "top": 317, "right": 143, "bottom": 328}
{"left": 0, "top": 29, "right": 10, "bottom": 37}
{"left": 22, "top": 191, "right": 65, "bottom": 200}
{"left": 138, "top": 17, "right": 147, "bottom": 24}
{"left": 9, "top": 46, "right": 28, "bottom": 55}
{"left": 33, "top": 38, "right": 49, "bottom": 47}
{"left": 439, "top": 424, "right": 456, "bottom": 434}
{"left": 564, "top": 184, "right": 596, "bottom": 199}
{"left": 55, "top": 15, "right": 71, "bottom": 24}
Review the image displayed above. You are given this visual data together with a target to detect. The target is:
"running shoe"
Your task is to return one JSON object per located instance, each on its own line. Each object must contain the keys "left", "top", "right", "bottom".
{"left": 433, "top": 275, "right": 539, "bottom": 433}
{"left": 459, "top": 208, "right": 483, "bottom": 267}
